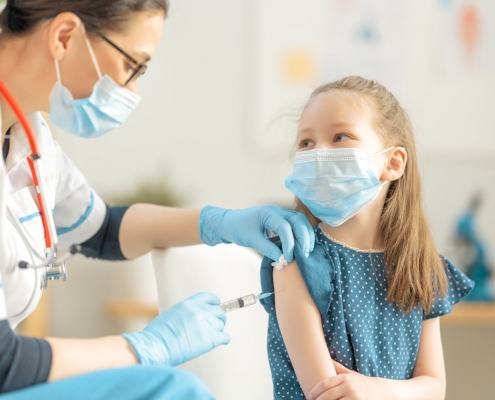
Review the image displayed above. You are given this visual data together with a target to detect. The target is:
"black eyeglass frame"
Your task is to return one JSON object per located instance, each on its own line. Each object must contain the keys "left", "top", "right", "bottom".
{"left": 83, "top": 23, "right": 148, "bottom": 86}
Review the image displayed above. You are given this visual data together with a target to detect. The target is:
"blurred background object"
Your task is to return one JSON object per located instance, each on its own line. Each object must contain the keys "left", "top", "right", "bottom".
{"left": 106, "top": 176, "right": 185, "bottom": 208}
{"left": 452, "top": 193, "right": 494, "bottom": 302}
{"left": 5, "top": 0, "right": 494, "bottom": 399}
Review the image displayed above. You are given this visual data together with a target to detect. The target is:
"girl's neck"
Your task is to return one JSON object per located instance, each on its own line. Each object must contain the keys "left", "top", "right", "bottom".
{"left": 319, "top": 186, "right": 388, "bottom": 251}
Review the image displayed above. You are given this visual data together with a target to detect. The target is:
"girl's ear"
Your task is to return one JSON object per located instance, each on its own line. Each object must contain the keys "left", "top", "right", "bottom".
{"left": 381, "top": 147, "right": 407, "bottom": 182}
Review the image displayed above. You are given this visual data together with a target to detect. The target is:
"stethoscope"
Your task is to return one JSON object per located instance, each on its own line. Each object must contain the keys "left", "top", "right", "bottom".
{"left": 0, "top": 80, "right": 80, "bottom": 289}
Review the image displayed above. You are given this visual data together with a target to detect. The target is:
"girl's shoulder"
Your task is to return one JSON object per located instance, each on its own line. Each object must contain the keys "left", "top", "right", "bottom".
{"left": 259, "top": 229, "right": 336, "bottom": 318}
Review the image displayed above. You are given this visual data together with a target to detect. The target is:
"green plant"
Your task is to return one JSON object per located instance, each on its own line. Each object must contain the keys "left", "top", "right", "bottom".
{"left": 106, "top": 178, "right": 184, "bottom": 208}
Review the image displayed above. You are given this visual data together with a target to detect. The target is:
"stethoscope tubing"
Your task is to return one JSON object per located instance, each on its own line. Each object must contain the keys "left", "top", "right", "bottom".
{"left": 0, "top": 79, "right": 58, "bottom": 269}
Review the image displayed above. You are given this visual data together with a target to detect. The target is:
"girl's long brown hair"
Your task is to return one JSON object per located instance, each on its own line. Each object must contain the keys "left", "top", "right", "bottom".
{"left": 296, "top": 76, "right": 447, "bottom": 313}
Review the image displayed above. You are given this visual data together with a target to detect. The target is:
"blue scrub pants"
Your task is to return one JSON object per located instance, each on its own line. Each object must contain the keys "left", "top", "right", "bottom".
{"left": 0, "top": 366, "right": 214, "bottom": 400}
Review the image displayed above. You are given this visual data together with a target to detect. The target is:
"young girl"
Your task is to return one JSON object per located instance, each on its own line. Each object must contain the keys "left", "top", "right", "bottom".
{"left": 259, "top": 76, "right": 474, "bottom": 400}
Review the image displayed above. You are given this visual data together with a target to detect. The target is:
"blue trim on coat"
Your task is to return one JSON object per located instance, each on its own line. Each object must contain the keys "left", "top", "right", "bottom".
{"left": 19, "top": 211, "right": 41, "bottom": 223}
{"left": 19, "top": 209, "right": 54, "bottom": 223}
{"left": 56, "top": 191, "right": 95, "bottom": 236}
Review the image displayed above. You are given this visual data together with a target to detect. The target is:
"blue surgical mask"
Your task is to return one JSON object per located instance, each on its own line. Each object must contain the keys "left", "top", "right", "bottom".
{"left": 285, "top": 147, "right": 393, "bottom": 227}
{"left": 49, "top": 25, "right": 141, "bottom": 138}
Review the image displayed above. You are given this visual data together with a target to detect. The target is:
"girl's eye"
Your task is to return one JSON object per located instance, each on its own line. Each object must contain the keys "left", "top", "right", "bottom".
{"left": 299, "top": 139, "right": 314, "bottom": 149}
{"left": 334, "top": 133, "right": 351, "bottom": 142}
{"left": 125, "top": 63, "right": 136, "bottom": 72}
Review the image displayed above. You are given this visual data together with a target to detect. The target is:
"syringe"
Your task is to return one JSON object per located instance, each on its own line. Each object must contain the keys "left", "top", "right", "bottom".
{"left": 219, "top": 292, "right": 273, "bottom": 313}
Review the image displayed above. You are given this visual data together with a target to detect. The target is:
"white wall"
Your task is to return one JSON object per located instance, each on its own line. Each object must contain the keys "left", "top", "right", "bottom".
{"left": 52, "top": 0, "right": 293, "bottom": 211}
{"left": 47, "top": 1, "right": 495, "bottom": 397}
{"left": 52, "top": 0, "right": 495, "bottom": 254}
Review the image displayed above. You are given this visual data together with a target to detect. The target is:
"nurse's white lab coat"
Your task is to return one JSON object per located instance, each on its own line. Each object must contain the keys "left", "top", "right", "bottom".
{"left": 0, "top": 111, "right": 106, "bottom": 328}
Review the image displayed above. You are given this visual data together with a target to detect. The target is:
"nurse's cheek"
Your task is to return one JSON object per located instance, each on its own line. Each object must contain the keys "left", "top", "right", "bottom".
{"left": 127, "top": 79, "right": 139, "bottom": 94}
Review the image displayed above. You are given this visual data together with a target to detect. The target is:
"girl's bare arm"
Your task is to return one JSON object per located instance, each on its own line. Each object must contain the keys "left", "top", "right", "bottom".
{"left": 274, "top": 260, "right": 336, "bottom": 398}
{"left": 309, "top": 318, "right": 446, "bottom": 400}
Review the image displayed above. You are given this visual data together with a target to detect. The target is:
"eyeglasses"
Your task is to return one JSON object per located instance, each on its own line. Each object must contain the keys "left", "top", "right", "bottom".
{"left": 83, "top": 23, "right": 148, "bottom": 86}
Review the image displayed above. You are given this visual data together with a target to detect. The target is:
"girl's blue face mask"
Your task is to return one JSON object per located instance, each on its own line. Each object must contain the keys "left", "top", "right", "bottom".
{"left": 285, "top": 147, "right": 393, "bottom": 227}
{"left": 49, "top": 25, "right": 141, "bottom": 138}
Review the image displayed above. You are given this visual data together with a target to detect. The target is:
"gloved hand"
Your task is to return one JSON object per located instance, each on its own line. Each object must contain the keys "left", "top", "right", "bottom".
{"left": 199, "top": 205, "right": 315, "bottom": 263}
{"left": 122, "top": 292, "right": 230, "bottom": 367}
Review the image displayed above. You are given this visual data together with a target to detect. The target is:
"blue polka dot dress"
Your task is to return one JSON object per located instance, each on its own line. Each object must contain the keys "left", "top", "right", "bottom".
{"left": 259, "top": 225, "right": 474, "bottom": 400}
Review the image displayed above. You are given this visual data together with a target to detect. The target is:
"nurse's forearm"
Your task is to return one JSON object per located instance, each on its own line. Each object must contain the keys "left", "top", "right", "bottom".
{"left": 119, "top": 204, "right": 202, "bottom": 259}
{"left": 46, "top": 336, "right": 138, "bottom": 381}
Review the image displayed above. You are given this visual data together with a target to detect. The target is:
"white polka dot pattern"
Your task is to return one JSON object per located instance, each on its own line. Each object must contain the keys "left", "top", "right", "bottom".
{"left": 260, "top": 227, "right": 474, "bottom": 399}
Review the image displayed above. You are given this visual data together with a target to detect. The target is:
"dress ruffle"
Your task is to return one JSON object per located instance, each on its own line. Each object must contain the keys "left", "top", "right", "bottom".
{"left": 423, "top": 256, "right": 475, "bottom": 320}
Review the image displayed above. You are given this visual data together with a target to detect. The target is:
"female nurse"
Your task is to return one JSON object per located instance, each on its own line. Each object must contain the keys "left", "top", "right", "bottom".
{"left": 0, "top": 1, "right": 314, "bottom": 398}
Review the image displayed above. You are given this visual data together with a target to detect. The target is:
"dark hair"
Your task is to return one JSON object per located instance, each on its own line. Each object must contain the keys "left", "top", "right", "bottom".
{"left": 0, "top": 0, "right": 169, "bottom": 36}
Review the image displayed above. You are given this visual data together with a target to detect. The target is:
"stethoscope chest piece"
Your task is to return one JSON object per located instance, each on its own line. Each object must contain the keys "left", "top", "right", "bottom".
{"left": 41, "top": 251, "right": 68, "bottom": 289}
{"left": 19, "top": 244, "right": 80, "bottom": 290}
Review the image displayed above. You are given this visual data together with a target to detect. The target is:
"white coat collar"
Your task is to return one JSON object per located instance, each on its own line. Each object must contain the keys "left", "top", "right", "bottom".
{"left": 5, "top": 112, "right": 53, "bottom": 171}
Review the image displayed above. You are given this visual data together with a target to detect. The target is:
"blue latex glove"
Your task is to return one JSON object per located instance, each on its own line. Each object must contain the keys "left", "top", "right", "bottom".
{"left": 199, "top": 205, "right": 315, "bottom": 263}
{"left": 122, "top": 292, "right": 230, "bottom": 367}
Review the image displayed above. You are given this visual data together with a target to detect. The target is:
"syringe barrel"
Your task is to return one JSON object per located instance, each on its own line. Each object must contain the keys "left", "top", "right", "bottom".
{"left": 220, "top": 294, "right": 258, "bottom": 312}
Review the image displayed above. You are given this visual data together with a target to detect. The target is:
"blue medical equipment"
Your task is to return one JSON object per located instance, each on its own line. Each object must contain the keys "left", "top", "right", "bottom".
{"left": 456, "top": 194, "right": 494, "bottom": 302}
{"left": 285, "top": 147, "right": 393, "bottom": 227}
{"left": 50, "top": 24, "right": 141, "bottom": 138}
{"left": 0, "top": 365, "right": 214, "bottom": 400}
{"left": 122, "top": 292, "right": 230, "bottom": 367}
{"left": 199, "top": 205, "right": 315, "bottom": 263}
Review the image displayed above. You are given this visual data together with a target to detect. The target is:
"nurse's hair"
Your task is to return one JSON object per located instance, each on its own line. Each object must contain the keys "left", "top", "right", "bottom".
{"left": 296, "top": 76, "right": 448, "bottom": 314}
{"left": 0, "top": 0, "right": 168, "bottom": 36}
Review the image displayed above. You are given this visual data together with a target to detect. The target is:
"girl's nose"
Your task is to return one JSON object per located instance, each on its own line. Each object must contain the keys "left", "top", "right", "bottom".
{"left": 314, "top": 143, "right": 334, "bottom": 150}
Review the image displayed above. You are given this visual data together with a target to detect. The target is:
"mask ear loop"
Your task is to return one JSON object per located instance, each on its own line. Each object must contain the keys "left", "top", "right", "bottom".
{"left": 372, "top": 146, "right": 395, "bottom": 157}
{"left": 375, "top": 146, "right": 407, "bottom": 186}
{"left": 81, "top": 23, "right": 102, "bottom": 80}
{"left": 373, "top": 146, "right": 396, "bottom": 186}
{"left": 54, "top": 58, "right": 62, "bottom": 84}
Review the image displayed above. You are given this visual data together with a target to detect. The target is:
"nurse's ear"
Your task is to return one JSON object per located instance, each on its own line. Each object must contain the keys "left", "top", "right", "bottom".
{"left": 46, "top": 12, "right": 82, "bottom": 61}
{"left": 380, "top": 147, "right": 407, "bottom": 182}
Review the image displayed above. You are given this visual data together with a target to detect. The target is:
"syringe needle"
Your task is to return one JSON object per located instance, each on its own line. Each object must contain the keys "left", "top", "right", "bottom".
{"left": 257, "top": 288, "right": 285, "bottom": 300}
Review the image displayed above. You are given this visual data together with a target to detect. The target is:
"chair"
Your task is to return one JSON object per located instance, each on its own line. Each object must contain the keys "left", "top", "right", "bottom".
{"left": 152, "top": 244, "right": 273, "bottom": 400}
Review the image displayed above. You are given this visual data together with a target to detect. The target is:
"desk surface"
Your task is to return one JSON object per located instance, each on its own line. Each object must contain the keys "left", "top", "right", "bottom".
{"left": 106, "top": 300, "right": 159, "bottom": 320}
{"left": 105, "top": 300, "right": 495, "bottom": 325}
{"left": 441, "top": 302, "right": 495, "bottom": 325}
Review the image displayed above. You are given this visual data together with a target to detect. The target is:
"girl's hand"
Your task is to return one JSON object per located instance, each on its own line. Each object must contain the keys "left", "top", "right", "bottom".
{"left": 309, "top": 360, "right": 388, "bottom": 400}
